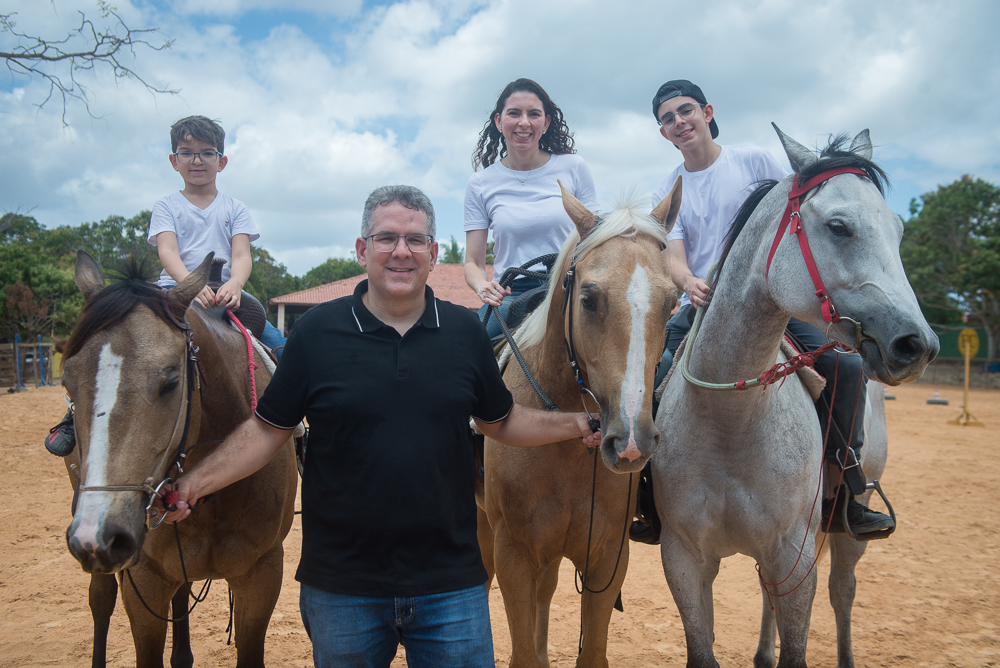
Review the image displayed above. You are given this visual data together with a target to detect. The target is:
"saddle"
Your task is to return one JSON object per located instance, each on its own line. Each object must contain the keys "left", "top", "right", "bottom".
{"left": 206, "top": 258, "right": 268, "bottom": 340}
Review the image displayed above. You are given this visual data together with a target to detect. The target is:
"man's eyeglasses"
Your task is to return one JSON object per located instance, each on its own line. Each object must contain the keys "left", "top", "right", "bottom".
{"left": 365, "top": 233, "right": 434, "bottom": 253}
{"left": 173, "top": 150, "right": 221, "bottom": 164}
{"left": 659, "top": 103, "right": 702, "bottom": 128}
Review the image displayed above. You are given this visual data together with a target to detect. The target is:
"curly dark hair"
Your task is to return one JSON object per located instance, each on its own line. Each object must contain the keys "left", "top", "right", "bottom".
{"left": 472, "top": 78, "right": 575, "bottom": 171}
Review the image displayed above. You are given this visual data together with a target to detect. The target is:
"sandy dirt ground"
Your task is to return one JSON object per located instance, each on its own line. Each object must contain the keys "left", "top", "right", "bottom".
{"left": 1, "top": 382, "right": 997, "bottom": 667}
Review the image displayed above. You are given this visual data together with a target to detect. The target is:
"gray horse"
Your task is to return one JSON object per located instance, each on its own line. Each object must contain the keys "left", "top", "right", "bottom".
{"left": 652, "top": 126, "right": 938, "bottom": 668}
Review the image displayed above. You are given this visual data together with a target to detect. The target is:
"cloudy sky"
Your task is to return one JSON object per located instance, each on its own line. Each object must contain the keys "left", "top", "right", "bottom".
{"left": 2, "top": 0, "right": 998, "bottom": 276}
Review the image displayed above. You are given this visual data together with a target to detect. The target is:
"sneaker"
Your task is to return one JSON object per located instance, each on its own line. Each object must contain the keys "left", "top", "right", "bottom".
{"left": 822, "top": 495, "right": 895, "bottom": 537}
{"left": 45, "top": 410, "right": 76, "bottom": 457}
{"left": 629, "top": 519, "right": 661, "bottom": 545}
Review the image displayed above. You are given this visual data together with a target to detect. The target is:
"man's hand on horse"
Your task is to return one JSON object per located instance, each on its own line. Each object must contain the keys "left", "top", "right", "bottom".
{"left": 158, "top": 478, "right": 199, "bottom": 524}
{"left": 576, "top": 413, "right": 602, "bottom": 448}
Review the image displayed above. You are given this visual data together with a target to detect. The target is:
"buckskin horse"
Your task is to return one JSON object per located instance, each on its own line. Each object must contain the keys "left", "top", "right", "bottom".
{"left": 61, "top": 251, "right": 297, "bottom": 667}
{"left": 652, "top": 126, "right": 938, "bottom": 668}
{"left": 479, "top": 180, "right": 680, "bottom": 667}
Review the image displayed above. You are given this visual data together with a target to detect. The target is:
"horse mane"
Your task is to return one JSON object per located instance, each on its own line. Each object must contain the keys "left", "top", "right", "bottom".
{"left": 63, "top": 256, "right": 225, "bottom": 360}
{"left": 517, "top": 197, "right": 670, "bottom": 350}
{"left": 708, "top": 133, "right": 891, "bottom": 302}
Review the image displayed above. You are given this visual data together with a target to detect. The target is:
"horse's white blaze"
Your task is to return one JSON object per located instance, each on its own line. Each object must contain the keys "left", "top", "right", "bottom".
{"left": 619, "top": 265, "right": 650, "bottom": 461}
{"left": 73, "top": 343, "right": 124, "bottom": 545}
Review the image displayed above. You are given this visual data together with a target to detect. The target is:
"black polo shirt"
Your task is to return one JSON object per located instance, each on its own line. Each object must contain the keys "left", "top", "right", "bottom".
{"left": 255, "top": 280, "right": 513, "bottom": 597}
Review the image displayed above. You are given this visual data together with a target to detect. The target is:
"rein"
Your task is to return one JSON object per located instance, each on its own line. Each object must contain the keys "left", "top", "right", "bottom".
{"left": 680, "top": 166, "right": 873, "bottom": 393}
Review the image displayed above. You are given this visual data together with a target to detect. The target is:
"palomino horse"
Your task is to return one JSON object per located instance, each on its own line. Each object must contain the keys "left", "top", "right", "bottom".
{"left": 652, "top": 127, "right": 938, "bottom": 668}
{"left": 61, "top": 251, "right": 298, "bottom": 667}
{"left": 480, "top": 180, "right": 680, "bottom": 667}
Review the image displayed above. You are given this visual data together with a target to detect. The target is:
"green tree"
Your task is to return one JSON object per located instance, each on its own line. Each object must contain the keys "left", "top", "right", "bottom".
{"left": 440, "top": 236, "right": 464, "bottom": 264}
{"left": 301, "top": 257, "right": 365, "bottom": 289}
{"left": 2, "top": 282, "right": 51, "bottom": 339}
{"left": 58, "top": 211, "right": 159, "bottom": 268}
{"left": 0, "top": 213, "right": 79, "bottom": 338}
{"left": 901, "top": 175, "right": 1000, "bottom": 363}
{"left": 244, "top": 246, "right": 300, "bottom": 315}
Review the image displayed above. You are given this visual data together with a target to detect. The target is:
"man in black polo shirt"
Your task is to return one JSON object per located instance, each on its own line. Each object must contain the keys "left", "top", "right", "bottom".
{"left": 165, "top": 185, "right": 600, "bottom": 667}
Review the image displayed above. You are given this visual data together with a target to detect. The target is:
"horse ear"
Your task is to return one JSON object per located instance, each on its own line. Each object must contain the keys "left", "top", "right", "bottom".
{"left": 651, "top": 175, "right": 682, "bottom": 234}
{"left": 772, "top": 123, "right": 818, "bottom": 174}
{"left": 75, "top": 250, "right": 105, "bottom": 301}
{"left": 850, "top": 129, "right": 873, "bottom": 160}
{"left": 168, "top": 252, "right": 214, "bottom": 310}
{"left": 559, "top": 179, "right": 598, "bottom": 239}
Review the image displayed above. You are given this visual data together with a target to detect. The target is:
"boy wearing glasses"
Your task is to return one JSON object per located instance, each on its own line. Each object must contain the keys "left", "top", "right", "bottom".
{"left": 631, "top": 80, "right": 894, "bottom": 544}
{"left": 148, "top": 115, "right": 259, "bottom": 312}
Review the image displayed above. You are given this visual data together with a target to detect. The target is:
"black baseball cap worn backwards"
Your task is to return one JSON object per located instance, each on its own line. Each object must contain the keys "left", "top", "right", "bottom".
{"left": 652, "top": 79, "right": 720, "bottom": 139}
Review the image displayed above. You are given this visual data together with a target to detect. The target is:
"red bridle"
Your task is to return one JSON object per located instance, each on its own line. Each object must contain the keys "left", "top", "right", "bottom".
{"left": 765, "top": 166, "right": 870, "bottom": 324}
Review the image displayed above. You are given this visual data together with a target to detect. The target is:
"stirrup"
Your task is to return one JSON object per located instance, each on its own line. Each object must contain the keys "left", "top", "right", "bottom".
{"left": 824, "top": 482, "right": 897, "bottom": 541}
{"left": 845, "top": 480, "right": 896, "bottom": 541}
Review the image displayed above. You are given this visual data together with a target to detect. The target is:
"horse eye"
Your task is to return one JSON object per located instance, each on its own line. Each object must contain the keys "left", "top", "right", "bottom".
{"left": 160, "top": 374, "right": 180, "bottom": 397}
{"left": 827, "top": 220, "right": 852, "bottom": 238}
{"left": 581, "top": 295, "right": 597, "bottom": 312}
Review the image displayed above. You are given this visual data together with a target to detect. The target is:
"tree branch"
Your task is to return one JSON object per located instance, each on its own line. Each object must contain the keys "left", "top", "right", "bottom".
{"left": 1, "top": 3, "right": 177, "bottom": 125}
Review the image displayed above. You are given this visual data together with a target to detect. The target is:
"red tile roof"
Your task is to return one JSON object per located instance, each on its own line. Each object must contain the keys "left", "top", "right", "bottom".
{"left": 270, "top": 264, "right": 492, "bottom": 310}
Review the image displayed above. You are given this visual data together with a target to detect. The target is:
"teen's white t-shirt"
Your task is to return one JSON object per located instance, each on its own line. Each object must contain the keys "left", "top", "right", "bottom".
{"left": 147, "top": 191, "right": 260, "bottom": 286}
{"left": 653, "top": 145, "right": 787, "bottom": 306}
{"left": 464, "top": 153, "right": 598, "bottom": 281}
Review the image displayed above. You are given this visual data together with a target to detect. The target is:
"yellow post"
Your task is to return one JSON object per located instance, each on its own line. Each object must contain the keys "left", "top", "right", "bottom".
{"left": 949, "top": 333, "right": 984, "bottom": 427}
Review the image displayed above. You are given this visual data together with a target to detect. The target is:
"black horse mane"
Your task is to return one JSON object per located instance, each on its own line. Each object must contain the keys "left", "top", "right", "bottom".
{"left": 64, "top": 256, "right": 224, "bottom": 360}
{"left": 708, "top": 133, "right": 890, "bottom": 298}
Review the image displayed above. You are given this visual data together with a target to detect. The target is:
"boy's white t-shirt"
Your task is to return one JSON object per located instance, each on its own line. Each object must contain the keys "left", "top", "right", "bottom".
{"left": 147, "top": 191, "right": 260, "bottom": 286}
{"left": 653, "top": 145, "right": 787, "bottom": 306}
{"left": 464, "top": 153, "right": 598, "bottom": 280}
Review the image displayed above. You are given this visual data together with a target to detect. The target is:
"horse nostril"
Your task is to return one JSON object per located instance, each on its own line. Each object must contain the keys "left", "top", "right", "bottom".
{"left": 102, "top": 522, "right": 138, "bottom": 567}
{"left": 889, "top": 333, "right": 927, "bottom": 364}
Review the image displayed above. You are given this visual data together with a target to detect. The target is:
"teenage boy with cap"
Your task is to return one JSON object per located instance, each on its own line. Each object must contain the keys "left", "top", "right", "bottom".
{"left": 630, "top": 80, "right": 895, "bottom": 544}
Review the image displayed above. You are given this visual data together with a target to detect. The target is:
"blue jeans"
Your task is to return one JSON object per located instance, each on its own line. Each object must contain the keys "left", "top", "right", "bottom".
{"left": 260, "top": 320, "right": 286, "bottom": 360}
{"left": 477, "top": 277, "right": 544, "bottom": 339}
{"left": 654, "top": 304, "right": 696, "bottom": 390}
{"left": 299, "top": 583, "right": 494, "bottom": 668}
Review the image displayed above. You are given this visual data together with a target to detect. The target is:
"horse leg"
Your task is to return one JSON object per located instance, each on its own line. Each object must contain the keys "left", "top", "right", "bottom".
{"left": 761, "top": 545, "right": 818, "bottom": 668}
{"left": 827, "top": 528, "right": 868, "bottom": 668}
{"left": 659, "top": 534, "right": 720, "bottom": 668}
{"left": 88, "top": 573, "right": 117, "bottom": 668}
{"left": 228, "top": 543, "right": 285, "bottom": 668}
{"left": 477, "top": 503, "right": 496, "bottom": 584}
{"left": 534, "top": 560, "right": 560, "bottom": 660}
{"left": 753, "top": 588, "right": 777, "bottom": 668}
{"left": 120, "top": 567, "right": 173, "bottom": 668}
{"left": 574, "top": 544, "right": 630, "bottom": 668}
{"left": 493, "top": 523, "right": 549, "bottom": 668}
{"left": 169, "top": 586, "right": 194, "bottom": 668}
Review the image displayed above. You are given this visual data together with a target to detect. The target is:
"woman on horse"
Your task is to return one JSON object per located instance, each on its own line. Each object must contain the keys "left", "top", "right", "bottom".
{"left": 464, "top": 78, "right": 598, "bottom": 338}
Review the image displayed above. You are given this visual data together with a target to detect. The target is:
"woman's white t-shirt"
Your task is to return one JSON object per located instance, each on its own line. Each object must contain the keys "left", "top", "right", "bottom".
{"left": 464, "top": 153, "right": 598, "bottom": 281}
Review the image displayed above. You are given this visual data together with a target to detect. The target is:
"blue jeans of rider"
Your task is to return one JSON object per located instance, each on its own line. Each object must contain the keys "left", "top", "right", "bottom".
{"left": 299, "top": 583, "right": 494, "bottom": 668}
{"left": 477, "top": 276, "right": 544, "bottom": 339}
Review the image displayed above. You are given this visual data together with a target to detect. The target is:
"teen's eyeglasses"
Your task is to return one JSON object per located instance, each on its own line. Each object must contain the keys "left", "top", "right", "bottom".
{"left": 173, "top": 150, "right": 222, "bottom": 164}
{"left": 364, "top": 233, "right": 434, "bottom": 253}
{"left": 659, "top": 103, "right": 703, "bottom": 128}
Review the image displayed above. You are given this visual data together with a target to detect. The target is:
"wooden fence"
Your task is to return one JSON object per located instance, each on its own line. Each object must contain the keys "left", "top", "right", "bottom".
{"left": 0, "top": 341, "right": 59, "bottom": 391}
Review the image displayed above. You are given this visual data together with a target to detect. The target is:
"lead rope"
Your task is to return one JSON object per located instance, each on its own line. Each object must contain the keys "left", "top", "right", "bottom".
{"left": 227, "top": 310, "right": 258, "bottom": 412}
